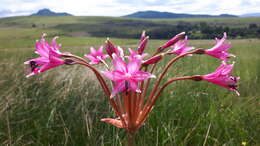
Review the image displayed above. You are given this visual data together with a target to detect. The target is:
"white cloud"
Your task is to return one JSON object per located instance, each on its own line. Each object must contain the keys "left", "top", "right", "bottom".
{"left": 0, "top": 0, "right": 260, "bottom": 17}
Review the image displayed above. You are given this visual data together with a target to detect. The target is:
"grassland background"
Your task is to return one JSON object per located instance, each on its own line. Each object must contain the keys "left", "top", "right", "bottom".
{"left": 0, "top": 16, "right": 259, "bottom": 146}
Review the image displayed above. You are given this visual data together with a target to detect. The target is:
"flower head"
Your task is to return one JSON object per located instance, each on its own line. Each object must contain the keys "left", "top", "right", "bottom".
{"left": 24, "top": 34, "right": 64, "bottom": 77}
{"left": 167, "top": 36, "right": 194, "bottom": 55}
{"left": 204, "top": 33, "right": 235, "bottom": 61}
{"left": 84, "top": 46, "right": 109, "bottom": 64}
{"left": 126, "top": 48, "right": 147, "bottom": 61}
{"left": 202, "top": 62, "right": 240, "bottom": 95}
{"left": 102, "top": 54, "right": 155, "bottom": 96}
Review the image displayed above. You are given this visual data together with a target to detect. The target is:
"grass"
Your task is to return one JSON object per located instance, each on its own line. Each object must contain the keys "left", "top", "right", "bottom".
{"left": 0, "top": 34, "right": 259, "bottom": 145}
{"left": 0, "top": 16, "right": 259, "bottom": 145}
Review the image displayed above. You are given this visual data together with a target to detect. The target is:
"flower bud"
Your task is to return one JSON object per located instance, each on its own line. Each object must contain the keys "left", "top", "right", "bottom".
{"left": 142, "top": 53, "right": 165, "bottom": 65}
{"left": 160, "top": 32, "right": 185, "bottom": 51}
{"left": 140, "top": 30, "right": 146, "bottom": 42}
{"left": 105, "top": 39, "right": 117, "bottom": 58}
{"left": 138, "top": 36, "right": 149, "bottom": 55}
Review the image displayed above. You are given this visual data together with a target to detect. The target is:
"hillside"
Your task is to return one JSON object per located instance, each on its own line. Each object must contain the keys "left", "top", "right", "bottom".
{"left": 240, "top": 13, "right": 260, "bottom": 17}
{"left": 124, "top": 11, "right": 237, "bottom": 19}
{"left": 0, "top": 16, "right": 259, "bottom": 41}
{"left": 31, "top": 8, "right": 73, "bottom": 16}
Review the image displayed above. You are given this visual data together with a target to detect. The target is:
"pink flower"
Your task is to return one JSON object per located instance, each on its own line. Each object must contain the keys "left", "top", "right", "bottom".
{"left": 84, "top": 46, "right": 109, "bottom": 64}
{"left": 126, "top": 48, "right": 147, "bottom": 61}
{"left": 24, "top": 34, "right": 64, "bottom": 77}
{"left": 204, "top": 33, "right": 235, "bottom": 61}
{"left": 202, "top": 62, "right": 240, "bottom": 95}
{"left": 102, "top": 54, "right": 155, "bottom": 96}
{"left": 167, "top": 36, "right": 194, "bottom": 55}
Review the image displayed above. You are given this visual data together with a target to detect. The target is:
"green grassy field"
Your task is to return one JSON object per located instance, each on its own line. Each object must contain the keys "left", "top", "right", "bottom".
{"left": 0, "top": 16, "right": 259, "bottom": 146}
{"left": 1, "top": 16, "right": 260, "bottom": 40}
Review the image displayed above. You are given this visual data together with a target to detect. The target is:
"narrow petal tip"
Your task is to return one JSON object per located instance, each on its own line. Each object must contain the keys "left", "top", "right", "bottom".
{"left": 150, "top": 74, "right": 156, "bottom": 78}
{"left": 136, "top": 89, "right": 141, "bottom": 93}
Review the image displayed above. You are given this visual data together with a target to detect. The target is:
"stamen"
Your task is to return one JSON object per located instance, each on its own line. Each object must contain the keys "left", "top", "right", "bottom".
{"left": 30, "top": 61, "right": 39, "bottom": 72}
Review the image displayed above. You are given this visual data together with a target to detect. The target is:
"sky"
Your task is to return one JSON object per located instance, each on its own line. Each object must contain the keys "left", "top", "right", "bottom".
{"left": 0, "top": 0, "right": 260, "bottom": 17}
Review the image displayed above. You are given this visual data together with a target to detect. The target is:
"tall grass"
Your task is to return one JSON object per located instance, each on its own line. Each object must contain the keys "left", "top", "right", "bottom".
{"left": 0, "top": 38, "right": 259, "bottom": 145}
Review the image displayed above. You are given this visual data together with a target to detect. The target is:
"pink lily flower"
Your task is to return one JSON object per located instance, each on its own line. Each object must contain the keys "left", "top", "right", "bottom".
{"left": 201, "top": 62, "right": 240, "bottom": 95}
{"left": 126, "top": 48, "right": 147, "bottom": 61}
{"left": 167, "top": 36, "right": 194, "bottom": 55}
{"left": 24, "top": 34, "right": 64, "bottom": 78}
{"left": 204, "top": 33, "right": 235, "bottom": 61}
{"left": 84, "top": 46, "right": 109, "bottom": 64}
{"left": 102, "top": 54, "right": 155, "bottom": 96}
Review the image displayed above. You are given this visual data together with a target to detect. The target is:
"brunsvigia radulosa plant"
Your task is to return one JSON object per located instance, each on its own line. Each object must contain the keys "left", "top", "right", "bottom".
{"left": 25, "top": 32, "right": 239, "bottom": 145}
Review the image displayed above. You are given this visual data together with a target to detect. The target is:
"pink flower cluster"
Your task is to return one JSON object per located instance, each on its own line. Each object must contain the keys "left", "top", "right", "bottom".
{"left": 25, "top": 31, "right": 240, "bottom": 134}
{"left": 24, "top": 34, "right": 64, "bottom": 77}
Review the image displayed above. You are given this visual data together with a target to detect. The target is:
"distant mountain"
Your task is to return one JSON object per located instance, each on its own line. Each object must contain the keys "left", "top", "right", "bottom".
{"left": 124, "top": 11, "right": 237, "bottom": 19}
{"left": 240, "top": 13, "right": 260, "bottom": 17}
{"left": 31, "top": 8, "right": 73, "bottom": 16}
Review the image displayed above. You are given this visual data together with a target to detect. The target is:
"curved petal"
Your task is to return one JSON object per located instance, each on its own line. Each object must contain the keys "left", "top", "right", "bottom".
{"left": 98, "top": 46, "right": 104, "bottom": 54}
{"left": 90, "top": 47, "right": 97, "bottom": 55}
{"left": 101, "top": 70, "right": 125, "bottom": 81}
{"left": 25, "top": 57, "right": 49, "bottom": 65}
{"left": 51, "top": 36, "right": 61, "bottom": 51}
{"left": 132, "top": 71, "right": 154, "bottom": 81}
{"left": 35, "top": 41, "right": 49, "bottom": 58}
{"left": 112, "top": 54, "right": 127, "bottom": 73}
{"left": 111, "top": 81, "right": 126, "bottom": 96}
{"left": 181, "top": 46, "right": 194, "bottom": 54}
{"left": 127, "top": 59, "right": 141, "bottom": 73}
{"left": 101, "top": 118, "right": 124, "bottom": 128}
{"left": 26, "top": 68, "right": 40, "bottom": 78}
{"left": 84, "top": 54, "right": 98, "bottom": 63}
{"left": 220, "top": 63, "right": 234, "bottom": 75}
{"left": 128, "top": 80, "right": 140, "bottom": 92}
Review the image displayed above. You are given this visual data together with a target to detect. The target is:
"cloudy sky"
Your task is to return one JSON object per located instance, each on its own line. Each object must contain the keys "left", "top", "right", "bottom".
{"left": 0, "top": 0, "right": 260, "bottom": 17}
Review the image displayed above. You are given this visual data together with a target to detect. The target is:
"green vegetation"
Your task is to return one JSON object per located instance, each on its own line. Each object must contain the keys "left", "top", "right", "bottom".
{"left": 1, "top": 16, "right": 260, "bottom": 39}
{"left": 0, "top": 16, "right": 259, "bottom": 145}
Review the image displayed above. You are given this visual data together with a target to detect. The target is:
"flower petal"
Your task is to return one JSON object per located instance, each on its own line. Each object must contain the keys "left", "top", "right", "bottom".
{"left": 101, "top": 70, "right": 124, "bottom": 81}
{"left": 101, "top": 118, "right": 124, "bottom": 128}
{"left": 132, "top": 71, "right": 154, "bottom": 81}
{"left": 127, "top": 59, "right": 141, "bottom": 73}
{"left": 112, "top": 54, "right": 127, "bottom": 73}
{"left": 128, "top": 80, "right": 140, "bottom": 92}
{"left": 111, "top": 81, "right": 126, "bottom": 96}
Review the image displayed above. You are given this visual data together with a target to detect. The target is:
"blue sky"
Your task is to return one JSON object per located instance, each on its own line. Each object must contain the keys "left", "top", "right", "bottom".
{"left": 0, "top": 0, "right": 260, "bottom": 17}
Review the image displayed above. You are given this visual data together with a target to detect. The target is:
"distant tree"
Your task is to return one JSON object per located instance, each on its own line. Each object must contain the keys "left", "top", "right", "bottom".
{"left": 249, "top": 23, "right": 258, "bottom": 29}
